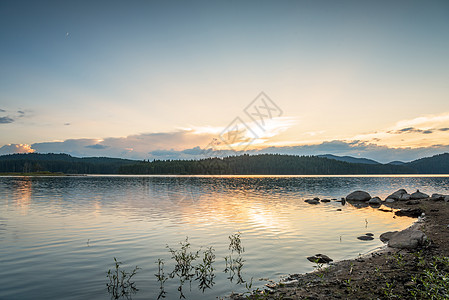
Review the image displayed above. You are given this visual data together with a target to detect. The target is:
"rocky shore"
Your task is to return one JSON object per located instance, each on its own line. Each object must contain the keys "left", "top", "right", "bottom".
{"left": 232, "top": 189, "right": 449, "bottom": 300}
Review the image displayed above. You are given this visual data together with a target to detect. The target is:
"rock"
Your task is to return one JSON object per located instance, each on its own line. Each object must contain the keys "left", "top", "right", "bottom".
{"left": 431, "top": 193, "right": 449, "bottom": 201}
{"left": 410, "top": 190, "right": 429, "bottom": 200}
{"left": 384, "top": 227, "right": 427, "bottom": 249}
{"left": 336, "top": 209, "right": 342, "bottom": 211}
{"left": 395, "top": 208, "right": 424, "bottom": 218}
{"left": 431, "top": 193, "right": 445, "bottom": 200}
{"left": 305, "top": 199, "right": 320, "bottom": 204}
{"left": 307, "top": 254, "right": 333, "bottom": 264}
{"left": 321, "top": 199, "right": 331, "bottom": 203}
{"left": 365, "top": 233, "right": 374, "bottom": 236}
{"left": 357, "top": 235, "right": 374, "bottom": 241}
{"left": 380, "top": 231, "right": 396, "bottom": 243}
{"left": 399, "top": 193, "right": 411, "bottom": 201}
{"left": 387, "top": 189, "right": 408, "bottom": 200}
{"left": 346, "top": 191, "right": 371, "bottom": 201}
{"left": 406, "top": 200, "right": 420, "bottom": 205}
{"left": 313, "top": 197, "right": 320, "bottom": 201}
{"left": 368, "top": 197, "right": 382, "bottom": 205}
{"left": 385, "top": 198, "right": 396, "bottom": 203}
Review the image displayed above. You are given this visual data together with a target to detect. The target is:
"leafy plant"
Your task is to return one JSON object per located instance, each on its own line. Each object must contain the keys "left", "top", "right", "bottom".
{"left": 410, "top": 256, "right": 449, "bottom": 300}
{"left": 224, "top": 232, "right": 246, "bottom": 284}
{"left": 106, "top": 257, "right": 140, "bottom": 299}
{"left": 195, "top": 246, "right": 216, "bottom": 291}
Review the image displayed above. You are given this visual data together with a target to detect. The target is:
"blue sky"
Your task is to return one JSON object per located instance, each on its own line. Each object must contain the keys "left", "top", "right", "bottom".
{"left": 1, "top": 0, "right": 449, "bottom": 162}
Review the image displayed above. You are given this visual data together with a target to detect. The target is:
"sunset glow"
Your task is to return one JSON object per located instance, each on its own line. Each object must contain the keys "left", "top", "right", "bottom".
{"left": 1, "top": 1, "right": 448, "bottom": 162}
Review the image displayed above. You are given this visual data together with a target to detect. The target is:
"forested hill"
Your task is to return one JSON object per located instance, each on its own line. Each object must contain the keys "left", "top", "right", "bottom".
{"left": 0, "top": 153, "right": 136, "bottom": 174}
{"left": 0, "top": 152, "right": 448, "bottom": 175}
{"left": 118, "top": 154, "right": 416, "bottom": 175}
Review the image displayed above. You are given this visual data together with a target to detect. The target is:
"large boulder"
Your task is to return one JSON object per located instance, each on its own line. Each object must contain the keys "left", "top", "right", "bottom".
{"left": 380, "top": 228, "right": 427, "bottom": 249}
{"left": 410, "top": 190, "right": 429, "bottom": 200}
{"left": 346, "top": 190, "right": 371, "bottom": 201}
{"left": 387, "top": 189, "right": 408, "bottom": 200}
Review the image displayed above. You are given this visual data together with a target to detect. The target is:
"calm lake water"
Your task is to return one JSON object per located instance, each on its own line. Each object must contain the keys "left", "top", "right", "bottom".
{"left": 1, "top": 175, "right": 449, "bottom": 300}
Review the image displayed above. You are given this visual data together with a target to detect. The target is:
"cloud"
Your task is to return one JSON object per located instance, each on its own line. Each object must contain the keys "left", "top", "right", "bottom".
{"left": 0, "top": 109, "right": 5, "bottom": 112}
{"left": 256, "top": 140, "right": 449, "bottom": 163}
{"left": 390, "top": 127, "right": 434, "bottom": 135}
{"left": 85, "top": 144, "right": 109, "bottom": 150}
{"left": 0, "top": 144, "right": 35, "bottom": 155}
{"left": 0, "top": 116, "right": 14, "bottom": 124}
{"left": 28, "top": 130, "right": 215, "bottom": 159}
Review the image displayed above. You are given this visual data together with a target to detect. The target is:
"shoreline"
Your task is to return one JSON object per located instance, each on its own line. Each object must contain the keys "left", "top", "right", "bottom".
{"left": 233, "top": 192, "right": 449, "bottom": 300}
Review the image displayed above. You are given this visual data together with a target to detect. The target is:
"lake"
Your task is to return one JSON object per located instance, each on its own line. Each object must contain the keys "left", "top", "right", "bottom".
{"left": 1, "top": 175, "right": 449, "bottom": 299}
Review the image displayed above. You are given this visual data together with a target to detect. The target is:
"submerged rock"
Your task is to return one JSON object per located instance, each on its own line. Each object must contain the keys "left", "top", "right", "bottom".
{"left": 346, "top": 191, "right": 371, "bottom": 201}
{"left": 305, "top": 199, "right": 320, "bottom": 204}
{"left": 410, "top": 190, "right": 429, "bottom": 200}
{"left": 368, "top": 197, "right": 382, "bottom": 205}
{"left": 321, "top": 199, "right": 331, "bottom": 203}
{"left": 307, "top": 254, "right": 333, "bottom": 264}
{"left": 357, "top": 235, "right": 374, "bottom": 241}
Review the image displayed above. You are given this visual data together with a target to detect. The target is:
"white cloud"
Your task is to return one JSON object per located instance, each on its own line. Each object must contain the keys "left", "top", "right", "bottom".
{"left": 0, "top": 144, "right": 35, "bottom": 154}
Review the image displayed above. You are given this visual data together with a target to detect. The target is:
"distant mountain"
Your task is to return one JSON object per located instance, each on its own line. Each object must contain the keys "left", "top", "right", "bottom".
{"left": 388, "top": 161, "right": 406, "bottom": 165}
{"left": 406, "top": 153, "right": 449, "bottom": 174}
{"left": 318, "top": 154, "right": 380, "bottom": 165}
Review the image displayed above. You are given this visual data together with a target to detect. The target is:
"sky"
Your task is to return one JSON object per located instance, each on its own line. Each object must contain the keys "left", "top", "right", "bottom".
{"left": 1, "top": 0, "right": 449, "bottom": 163}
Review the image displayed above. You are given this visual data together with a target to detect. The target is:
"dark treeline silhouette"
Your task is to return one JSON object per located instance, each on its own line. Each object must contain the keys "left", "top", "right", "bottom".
{"left": 0, "top": 152, "right": 448, "bottom": 175}
{"left": 0, "top": 153, "right": 135, "bottom": 174}
{"left": 118, "top": 154, "right": 416, "bottom": 175}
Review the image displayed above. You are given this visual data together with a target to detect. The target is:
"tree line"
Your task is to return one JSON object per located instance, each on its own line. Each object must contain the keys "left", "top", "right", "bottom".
{"left": 1, "top": 152, "right": 448, "bottom": 175}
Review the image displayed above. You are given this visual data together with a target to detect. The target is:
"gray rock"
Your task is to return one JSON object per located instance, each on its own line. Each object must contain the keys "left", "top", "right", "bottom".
{"left": 410, "top": 190, "right": 429, "bottom": 200}
{"left": 380, "top": 231, "right": 396, "bottom": 243}
{"left": 357, "top": 235, "right": 374, "bottom": 241}
{"left": 368, "top": 197, "right": 382, "bottom": 205}
{"left": 313, "top": 197, "right": 320, "bottom": 201}
{"left": 387, "top": 189, "right": 408, "bottom": 200}
{"left": 395, "top": 208, "right": 424, "bottom": 218}
{"left": 307, "top": 254, "right": 333, "bottom": 264}
{"left": 383, "top": 228, "right": 427, "bottom": 249}
{"left": 305, "top": 199, "right": 320, "bottom": 204}
{"left": 445, "top": 196, "right": 449, "bottom": 202}
{"left": 399, "top": 193, "right": 411, "bottom": 201}
{"left": 346, "top": 190, "right": 371, "bottom": 201}
{"left": 431, "top": 193, "right": 445, "bottom": 200}
{"left": 385, "top": 198, "right": 396, "bottom": 203}
{"left": 365, "top": 233, "right": 374, "bottom": 237}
